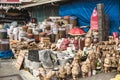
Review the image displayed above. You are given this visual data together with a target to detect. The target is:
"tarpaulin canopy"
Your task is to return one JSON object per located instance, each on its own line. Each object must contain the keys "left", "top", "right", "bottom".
{"left": 59, "top": 0, "right": 120, "bottom": 35}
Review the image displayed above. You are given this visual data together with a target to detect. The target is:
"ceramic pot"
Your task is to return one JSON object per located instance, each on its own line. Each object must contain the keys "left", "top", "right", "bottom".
{"left": 46, "top": 25, "right": 51, "bottom": 30}
{"left": 27, "top": 28, "right": 33, "bottom": 34}
{"left": 22, "top": 26, "right": 28, "bottom": 32}
{"left": 27, "top": 33, "right": 34, "bottom": 38}
{"left": 63, "top": 16, "right": 70, "bottom": 20}
{"left": 34, "top": 35, "right": 39, "bottom": 42}
{"left": 39, "top": 32, "right": 46, "bottom": 37}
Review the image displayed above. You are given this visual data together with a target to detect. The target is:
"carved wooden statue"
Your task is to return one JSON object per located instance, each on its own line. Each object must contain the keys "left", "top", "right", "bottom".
{"left": 104, "top": 54, "right": 111, "bottom": 73}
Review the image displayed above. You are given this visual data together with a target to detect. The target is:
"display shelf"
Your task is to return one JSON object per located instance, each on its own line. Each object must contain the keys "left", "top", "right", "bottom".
{"left": 0, "top": 17, "right": 26, "bottom": 20}
{"left": 0, "top": 10, "right": 30, "bottom": 24}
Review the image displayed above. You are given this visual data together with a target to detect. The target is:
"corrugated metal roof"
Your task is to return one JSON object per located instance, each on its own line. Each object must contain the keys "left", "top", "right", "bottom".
{"left": 21, "top": 0, "right": 65, "bottom": 8}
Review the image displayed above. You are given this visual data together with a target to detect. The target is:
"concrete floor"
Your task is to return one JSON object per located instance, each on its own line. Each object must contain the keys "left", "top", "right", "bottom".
{"left": 0, "top": 59, "right": 117, "bottom": 80}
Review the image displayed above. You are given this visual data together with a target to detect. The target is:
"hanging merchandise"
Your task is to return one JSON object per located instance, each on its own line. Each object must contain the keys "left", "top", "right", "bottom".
{"left": 90, "top": 8, "right": 98, "bottom": 30}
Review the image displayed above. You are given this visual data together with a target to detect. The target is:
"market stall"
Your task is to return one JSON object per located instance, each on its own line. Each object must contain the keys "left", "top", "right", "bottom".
{"left": 2, "top": 0, "right": 119, "bottom": 80}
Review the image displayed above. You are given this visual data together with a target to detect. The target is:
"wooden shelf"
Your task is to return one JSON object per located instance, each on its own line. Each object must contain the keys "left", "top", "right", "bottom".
{"left": 0, "top": 17, "right": 26, "bottom": 20}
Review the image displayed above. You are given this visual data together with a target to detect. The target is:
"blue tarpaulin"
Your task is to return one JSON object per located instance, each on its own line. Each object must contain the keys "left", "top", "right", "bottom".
{"left": 59, "top": 0, "right": 119, "bottom": 35}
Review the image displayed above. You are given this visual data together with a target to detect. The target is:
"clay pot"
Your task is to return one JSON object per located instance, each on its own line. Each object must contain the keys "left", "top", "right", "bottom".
{"left": 22, "top": 26, "right": 28, "bottom": 32}
{"left": 27, "top": 28, "right": 33, "bottom": 34}
{"left": 34, "top": 35, "right": 39, "bottom": 42}
{"left": 46, "top": 25, "right": 51, "bottom": 30}
{"left": 39, "top": 32, "right": 46, "bottom": 37}
{"left": 64, "top": 16, "right": 70, "bottom": 20}
{"left": 27, "top": 33, "right": 34, "bottom": 38}
{"left": 23, "top": 26, "right": 28, "bottom": 29}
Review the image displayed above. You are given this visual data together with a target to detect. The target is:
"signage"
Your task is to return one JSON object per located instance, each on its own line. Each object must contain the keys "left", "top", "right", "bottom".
{"left": 90, "top": 8, "right": 98, "bottom": 30}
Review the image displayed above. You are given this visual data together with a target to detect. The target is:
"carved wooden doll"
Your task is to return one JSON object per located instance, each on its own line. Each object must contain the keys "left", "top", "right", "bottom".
{"left": 117, "top": 58, "right": 120, "bottom": 72}
{"left": 39, "top": 67, "right": 46, "bottom": 80}
{"left": 81, "top": 61, "right": 89, "bottom": 78}
{"left": 64, "top": 62, "right": 71, "bottom": 80}
{"left": 104, "top": 54, "right": 111, "bottom": 73}
{"left": 72, "top": 62, "right": 80, "bottom": 80}
{"left": 72, "top": 56, "right": 80, "bottom": 66}
{"left": 111, "top": 53, "right": 118, "bottom": 70}
{"left": 45, "top": 70, "right": 56, "bottom": 80}
{"left": 58, "top": 66, "right": 66, "bottom": 80}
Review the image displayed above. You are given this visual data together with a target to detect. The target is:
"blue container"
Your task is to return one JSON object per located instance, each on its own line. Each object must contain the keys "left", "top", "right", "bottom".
{"left": 0, "top": 50, "right": 13, "bottom": 59}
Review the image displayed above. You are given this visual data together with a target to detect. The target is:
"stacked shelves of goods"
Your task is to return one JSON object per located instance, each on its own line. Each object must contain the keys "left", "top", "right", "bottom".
{"left": 0, "top": 9, "right": 30, "bottom": 24}
{"left": 0, "top": 25, "right": 13, "bottom": 58}
{"left": 0, "top": 3, "right": 30, "bottom": 25}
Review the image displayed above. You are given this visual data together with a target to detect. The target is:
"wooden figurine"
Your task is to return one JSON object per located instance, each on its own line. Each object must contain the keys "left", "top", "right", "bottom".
{"left": 111, "top": 53, "right": 118, "bottom": 71}
{"left": 72, "top": 56, "right": 80, "bottom": 66}
{"left": 39, "top": 68, "right": 56, "bottom": 80}
{"left": 72, "top": 62, "right": 80, "bottom": 80}
{"left": 86, "top": 58, "right": 92, "bottom": 77}
{"left": 88, "top": 50, "right": 96, "bottom": 71}
{"left": 117, "top": 58, "right": 120, "bottom": 72}
{"left": 39, "top": 67, "right": 46, "bottom": 80}
{"left": 51, "top": 43, "right": 58, "bottom": 51}
{"left": 58, "top": 66, "right": 66, "bottom": 80}
{"left": 104, "top": 54, "right": 111, "bottom": 73}
{"left": 64, "top": 62, "right": 71, "bottom": 80}
{"left": 76, "top": 49, "right": 82, "bottom": 59}
{"left": 85, "top": 35, "right": 92, "bottom": 47}
{"left": 45, "top": 70, "right": 56, "bottom": 80}
{"left": 81, "top": 61, "right": 89, "bottom": 78}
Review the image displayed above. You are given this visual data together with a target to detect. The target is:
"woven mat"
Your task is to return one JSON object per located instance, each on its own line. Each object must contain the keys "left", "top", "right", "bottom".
{"left": 0, "top": 74, "right": 23, "bottom": 80}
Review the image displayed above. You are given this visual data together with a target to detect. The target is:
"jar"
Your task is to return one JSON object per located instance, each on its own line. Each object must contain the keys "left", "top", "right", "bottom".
{"left": 22, "top": 26, "right": 28, "bottom": 32}
{"left": 27, "top": 28, "right": 33, "bottom": 34}
{"left": 27, "top": 33, "right": 34, "bottom": 39}
{"left": 34, "top": 35, "right": 39, "bottom": 42}
{"left": 63, "top": 16, "right": 70, "bottom": 20}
